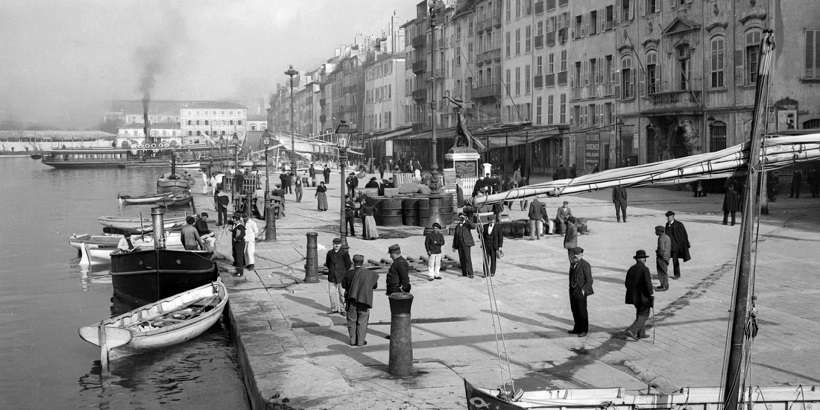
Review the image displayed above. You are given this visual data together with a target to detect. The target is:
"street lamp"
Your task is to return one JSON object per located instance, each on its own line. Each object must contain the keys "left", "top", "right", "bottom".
{"left": 231, "top": 133, "right": 240, "bottom": 212}
{"left": 336, "top": 121, "right": 353, "bottom": 247}
{"left": 285, "top": 65, "right": 299, "bottom": 176}
{"left": 263, "top": 131, "right": 276, "bottom": 241}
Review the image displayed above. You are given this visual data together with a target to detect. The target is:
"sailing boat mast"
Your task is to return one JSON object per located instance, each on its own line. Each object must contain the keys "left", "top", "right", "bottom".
{"left": 722, "top": 30, "right": 775, "bottom": 410}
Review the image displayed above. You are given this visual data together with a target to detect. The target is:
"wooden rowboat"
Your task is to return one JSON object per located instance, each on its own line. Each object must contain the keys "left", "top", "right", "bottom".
{"left": 178, "top": 162, "right": 201, "bottom": 169}
{"left": 69, "top": 233, "right": 123, "bottom": 250}
{"left": 78, "top": 281, "right": 228, "bottom": 362}
{"left": 77, "top": 232, "right": 185, "bottom": 266}
{"left": 118, "top": 191, "right": 192, "bottom": 207}
{"left": 96, "top": 215, "right": 186, "bottom": 234}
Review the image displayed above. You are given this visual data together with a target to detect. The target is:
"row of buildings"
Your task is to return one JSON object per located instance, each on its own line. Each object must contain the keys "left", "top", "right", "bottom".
{"left": 267, "top": 0, "right": 820, "bottom": 177}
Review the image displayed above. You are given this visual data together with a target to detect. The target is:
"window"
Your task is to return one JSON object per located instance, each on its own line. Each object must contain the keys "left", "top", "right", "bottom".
{"left": 525, "top": 65, "right": 531, "bottom": 93}
{"left": 506, "top": 69, "right": 511, "bottom": 94}
{"left": 516, "top": 0, "right": 521, "bottom": 17}
{"left": 589, "top": 104, "right": 596, "bottom": 125}
{"left": 711, "top": 37, "right": 725, "bottom": 88}
{"left": 605, "top": 6, "right": 614, "bottom": 29}
{"left": 537, "top": 21, "right": 543, "bottom": 37}
{"left": 622, "top": 0, "right": 631, "bottom": 22}
{"left": 678, "top": 44, "right": 690, "bottom": 90}
{"left": 525, "top": 102, "right": 532, "bottom": 121}
{"left": 526, "top": 0, "right": 532, "bottom": 15}
{"left": 525, "top": 25, "right": 531, "bottom": 52}
{"left": 196, "top": 130, "right": 201, "bottom": 136}
{"left": 506, "top": 32, "right": 511, "bottom": 57}
{"left": 605, "top": 102, "right": 613, "bottom": 125}
{"left": 456, "top": 47, "right": 461, "bottom": 66}
{"left": 575, "top": 15, "right": 583, "bottom": 38}
{"left": 574, "top": 62, "right": 582, "bottom": 88}
{"left": 506, "top": 0, "right": 511, "bottom": 21}
{"left": 646, "top": 0, "right": 659, "bottom": 14}
{"left": 560, "top": 93, "right": 566, "bottom": 123}
{"left": 746, "top": 30, "right": 761, "bottom": 84}
{"left": 515, "top": 67, "right": 521, "bottom": 95}
{"left": 468, "top": 43, "right": 473, "bottom": 62}
{"left": 646, "top": 51, "right": 658, "bottom": 94}
{"left": 548, "top": 53, "right": 554, "bottom": 73}
{"left": 515, "top": 29, "right": 521, "bottom": 55}
{"left": 709, "top": 122, "right": 727, "bottom": 152}
{"left": 573, "top": 105, "right": 581, "bottom": 126}
{"left": 536, "top": 96, "right": 543, "bottom": 124}
{"left": 806, "top": 30, "right": 820, "bottom": 79}
{"left": 589, "top": 11, "right": 597, "bottom": 35}
{"left": 547, "top": 95, "right": 554, "bottom": 124}
{"left": 187, "top": 120, "right": 192, "bottom": 125}
{"left": 589, "top": 58, "right": 597, "bottom": 85}
{"left": 560, "top": 50, "right": 567, "bottom": 71}
{"left": 621, "top": 56, "right": 634, "bottom": 98}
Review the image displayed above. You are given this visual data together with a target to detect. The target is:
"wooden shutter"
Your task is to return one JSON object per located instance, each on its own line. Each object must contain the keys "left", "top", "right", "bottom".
{"left": 614, "top": 69, "right": 621, "bottom": 99}
{"left": 638, "top": 65, "right": 646, "bottom": 97}
{"left": 615, "top": 0, "right": 622, "bottom": 24}
{"left": 734, "top": 49, "right": 744, "bottom": 86}
{"left": 599, "top": 8, "right": 606, "bottom": 33}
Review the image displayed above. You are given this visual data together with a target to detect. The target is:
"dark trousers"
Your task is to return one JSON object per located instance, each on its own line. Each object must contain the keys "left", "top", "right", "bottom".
{"left": 217, "top": 208, "right": 227, "bottom": 226}
{"left": 723, "top": 211, "right": 736, "bottom": 225}
{"left": 656, "top": 259, "right": 669, "bottom": 289}
{"left": 232, "top": 241, "right": 246, "bottom": 274}
{"left": 569, "top": 289, "right": 588, "bottom": 333}
{"left": 614, "top": 202, "right": 627, "bottom": 222}
{"left": 346, "top": 215, "right": 356, "bottom": 236}
{"left": 347, "top": 185, "right": 356, "bottom": 198}
{"left": 672, "top": 257, "right": 681, "bottom": 278}
{"left": 295, "top": 186, "right": 303, "bottom": 202}
{"left": 346, "top": 301, "right": 370, "bottom": 346}
{"left": 790, "top": 177, "right": 801, "bottom": 198}
{"left": 627, "top": 305, "right": 651, "bottom": 337}
{"left": 484, "top": 249, "right": 497, "bottom": 276}
{"left": 457, "top": 246, "right": 474, "bottom": 276}
{"left": 324, "top": 174, "right": 329, "bottom": 184}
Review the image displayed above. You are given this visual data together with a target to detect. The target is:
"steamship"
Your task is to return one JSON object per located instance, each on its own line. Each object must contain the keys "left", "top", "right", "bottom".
{"left": 40, "top": 144, "right": 208, "bottom": 169}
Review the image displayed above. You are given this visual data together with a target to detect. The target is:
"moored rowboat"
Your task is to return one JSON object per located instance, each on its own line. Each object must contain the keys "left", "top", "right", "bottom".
{"left": 69, "top": 233, "right": 123, "bottom": 250}
{"left": 97, "top": 215, "right": 186, "bottom": 234}
{"left": 78, "top": 281, "right": 228, "bottom": 361}
{"left": 118, "top": 191, "right": 192, "bottom": 207}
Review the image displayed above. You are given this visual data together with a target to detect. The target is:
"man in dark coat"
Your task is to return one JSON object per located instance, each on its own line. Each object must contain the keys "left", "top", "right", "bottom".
{"left": 424, "top": 222, "right": 445, "bottom": 280}
{"left": 364, "top": 177, "right": 379, "bottom": 189}
{"left": 481, "top": 215, "right": 504, "bottom": 276}
{"left": 664, "top": 211, "right": 691, "bottom": 279}
{"left": 568, "top": 246, "right": 593, "bottom": 337}
{"left": 624, "top": 250, "right": 654, "bottom": 341}
{"left": 344, "top": 198, "right": 356, "bottom": 237}
{"left": 722, "top": 181, "right": 740, "bottom": 226}
{"left": 342, "top": 254, "right": 378, "bottom": 346}
{"left": 323, "top": 164, "right": 331, "bottom": 184}
{"left": 346, "top": 172, "right": 359, "bottom": 198}
{"left": 325, "top": 238, "right": 352, "bottom": 314}
{"left": 215, "top": 188, "right": 229, "bottom": 226}
{"left": 386, "top": 244, "right": 411, "bottom": 295}
{"left": 528, "top": 197, "right": 547, "bottom": 240}
{"left": 309, "top": 163, "right": 316, "bottom": 186}
{"left": 790, "top": 168, "right": 802, "bottom": 198}
{"left": 452, "top": 213, "right": 475, "bottom": 278}
{"left": 230, "top": 214, "right": 246, "bottom": 277}
{"left": 612, "top": 186, "right": 628, "bottom": 223}
{"left": 555, "top": 201, "right": 573, "bottom": 235}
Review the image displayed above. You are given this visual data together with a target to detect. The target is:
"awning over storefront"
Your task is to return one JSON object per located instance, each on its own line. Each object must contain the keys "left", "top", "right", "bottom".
{"left": 367, "top": 127, "right": 414, "bottom": 142}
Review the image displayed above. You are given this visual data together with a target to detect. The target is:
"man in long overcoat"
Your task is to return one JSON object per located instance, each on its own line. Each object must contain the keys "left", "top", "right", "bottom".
{"left": 481, "top": 215, "right": 504, "bottom": 276}
{"left": 342, "top": 254, "right": 378, "bottom": 346}
{"left": 664, "top": 211, "right": 691, "bottom": 279}
{"left": 568, "top": 246, "right": 593, "bottom": 337}
{"left": 722, "top": 181, "right": 740, "bottom": 226}
{"left": 325, "top": 238, "right": 352, "bottom": 314}
{"left": 452, "top": 213, "right": 475, "bottom": 278}
{"left": 528, "top": 197, "right": 548, "bottom": 239}
{"left": 612, "top": 186, "right": 628, "bottom": 222}
{"left": 386, "top": 244, "right": 411, "bottom": 295}
{"left": 624, "top": 250, "right": 654, "bottom": 340}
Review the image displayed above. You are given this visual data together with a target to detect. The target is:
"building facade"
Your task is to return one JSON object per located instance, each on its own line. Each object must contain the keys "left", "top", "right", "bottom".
{"left": 179, "top": 102, "right": 247, "bottom": 145}
{"left": 364, "top": 57, "right": 407, "bottom": 133}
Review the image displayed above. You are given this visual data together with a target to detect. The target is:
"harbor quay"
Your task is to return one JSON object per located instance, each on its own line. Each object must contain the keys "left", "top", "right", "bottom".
{"left": 199, "top": 175, "right": 820, "bottom": 409}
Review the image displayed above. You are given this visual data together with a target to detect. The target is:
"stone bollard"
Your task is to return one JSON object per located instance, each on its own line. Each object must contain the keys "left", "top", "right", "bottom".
{"left": 304, "top": 232, "right": 319, "bottom": 283}
{"left": 388, "top": 292, "right": 414, "bottom": 377}
{"left": 265, "top": 198, "right": 276, "bottom": 241}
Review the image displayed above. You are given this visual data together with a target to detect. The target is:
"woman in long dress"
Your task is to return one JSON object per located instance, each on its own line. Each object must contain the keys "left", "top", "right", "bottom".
{"left": 361, "top": 198, "right": 378, "bottom": 239}
{"left": 316, "top": 181, "right": 328, "bottom": 211}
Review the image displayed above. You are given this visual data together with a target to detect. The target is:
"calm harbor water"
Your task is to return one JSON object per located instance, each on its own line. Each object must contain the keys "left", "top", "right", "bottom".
{"left": 0, "top": 157, "right": 249, "bottom": 409}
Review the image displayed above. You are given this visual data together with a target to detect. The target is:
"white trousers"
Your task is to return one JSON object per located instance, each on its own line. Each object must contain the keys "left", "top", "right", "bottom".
{"left": 245, "top": 241, "right": 255, "bottom": 266}
{"left": 428, "top": 253, "right": 442, "bottom": 279}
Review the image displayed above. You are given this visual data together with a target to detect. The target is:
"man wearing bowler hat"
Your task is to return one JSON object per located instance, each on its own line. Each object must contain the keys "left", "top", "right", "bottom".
{"left": 325, "top": 238, "right": 352, "bottom": 314}
{"left": 424, "top": 222, "right": 445, "bottom": 280}
{"left": 664, "top": 211, "right": 691, "bottom": 279}
{"left": 452, "top": 213, "right": 475, "bottom": 278}
{"left": 342, "top": 254, "right": 378, "bottom": 346}
{"left": 386, "top": 244, "right": 411, "bottom": 295}
{"left": 624, "top": 250, "right": 654, "bottom": 341}
{"left": 568, "top": 247, "right": 593, "bottom": 337}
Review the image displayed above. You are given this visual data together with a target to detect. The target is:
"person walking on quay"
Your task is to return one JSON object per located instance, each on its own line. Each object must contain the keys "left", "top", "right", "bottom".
{"left": 452, "top": 213, "right": 475, "bottom": 278}
{"left": 568, "top": 247, "right": 593, "bottom": 337}
{"left": 386, "top": 244, "right": 411, "bottom": 295}
{"left": 325, "top": 238, "right": 351, "bottom": 314}
{"left": 346, "top": 172, "right": 359, "bottom": 199}
{"left": 316, "top": 181, "right": 328, "bottom": 211}
{"left": 722, "top": 181, "right": 740, "bottom": 226}
{"left": 181, "top": 216, "right": 205, "bottom": 251}
{"left": 344, "top": 197, "right": 357, "bottom": 237}
{"left": 555, "top": 201, "right": 573, "bottom": 235}
{"left": 242, "top": 214, "right": 258, "bottom": 270}
{"left": 361, "top": 199, "right": 378, "bottom": 239}
{"left": 612, "top": 185, "right": 628, "bottom": 223}
{"left": 215, "top": 188, "right": 229, "bottom": 226}
{"left": 664, "top": 211, "right": 691, "bottom": 279}
{"left": 309, "top": 163, "right": 316, "bottom": 187}
{"left": 230, "top": 214, "right": 246, "bottom": 277}
{"left": 655, "top": 226, "right": 671, "bottom": 291}
{"left": 323, "top": 164, "right": 331, "bottom": 184}
{"left": 563, "top": 216, "right": 578, "bottom": 262}
{"left": 294, "top": 173, "right": 303, "bottom": 202}
{"left": 425, "top": 222, "right": 445, "bottom": 281}
{"left": 624, "top": 250, "right": 654, "bottom": 341}
{"left": 378, "top": 161, "right": 386, "bottom": 180}
{"left": 790, "top": 167, "right": 803, "bottom": 198}
{"left": 481, "top": 215, "right": 504, "bottom": 277}
{"left": 528, "top": 197, "right": 548, "bottom": 239}
{"left": 342, "top": 254, "right": 378, "bottom": 346}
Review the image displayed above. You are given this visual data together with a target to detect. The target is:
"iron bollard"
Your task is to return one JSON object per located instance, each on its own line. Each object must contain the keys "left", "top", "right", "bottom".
{"left": 388, "top": 292, "right": 414, "bottom": 377}
{"left": 304, "top": 232, "right": 319, "bottom": 283}
{"left": 265, "top": 198, "right": 276, "bottom": 241}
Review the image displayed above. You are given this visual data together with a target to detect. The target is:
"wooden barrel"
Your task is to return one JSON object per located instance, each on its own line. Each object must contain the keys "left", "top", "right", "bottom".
{"left": 402, "top": 198, "right": 419, "bottom": 226}
{"left": 379, "top": 197, "right": 403, "bottom": 226}
{"left": 367, "top": 197, "right": 384, "bottom": 225}
{"left": 417, "top": 197, "right": 431, "bottom": 228}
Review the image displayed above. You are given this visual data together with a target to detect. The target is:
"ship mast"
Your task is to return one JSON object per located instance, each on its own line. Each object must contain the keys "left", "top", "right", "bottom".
{"left": 721, "top": 30, "right": 775, "bottom": 410}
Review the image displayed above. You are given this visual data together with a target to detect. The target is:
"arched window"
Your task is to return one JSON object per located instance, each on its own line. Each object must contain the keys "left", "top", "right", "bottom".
{"left": 646, "top": 51, "right": 658, "bottom": 94}
{"left": 676, "top": 44, "right": 691, "bottom": 90}
{"left": 711, "top": 36, "right": 725, "bottom": 88}
{"left": 621, "top": 56, "right": 634, "bottom": 99}
{"left": 709, "top": 121, "right": 727, "bottom": 152}
{"left": 745, "top": 30, "right": 762, "bottom": 85}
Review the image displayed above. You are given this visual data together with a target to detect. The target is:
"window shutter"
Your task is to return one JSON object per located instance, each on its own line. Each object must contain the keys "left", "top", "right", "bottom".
{"left": 600, "top": 8, "right": 606, "bottom": 33}
{"left": 630, "top": 1, "right": 635, "bottom": 20}
{"left": 734, "top": 49, "right": 744, "bottom": 86}
{"left": 615, "top": 70, "right": 621, "bottom": 99}
{"left": 583, "top": 60, "right": 589, "bottom": 86}
{"left": 615, "top": 0, "right": 622, "bottom": 24}
{"left": 638, "top": 66, "right": 646, "bottom": 97}
{"left": 631, "top": 69, "right": 637, "bottom": 97}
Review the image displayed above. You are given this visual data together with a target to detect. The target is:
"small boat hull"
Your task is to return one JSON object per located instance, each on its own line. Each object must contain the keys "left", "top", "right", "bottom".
{"left": 79, "top": 245, "right": 117, "bottom": 266}
{"left": 157, "top": 178, "right": 192, "bottom": 193}
{"left": 69, "top": 233, "right": 123, "bottom": 250}
{"left": 110, "top": 248, "right": 217, "bottom": 306}
{"left": 97, "top": 215, "right": 186, "bottom": 234}
{"left": 118, "top": 192, "right": 192, "bottom": 207}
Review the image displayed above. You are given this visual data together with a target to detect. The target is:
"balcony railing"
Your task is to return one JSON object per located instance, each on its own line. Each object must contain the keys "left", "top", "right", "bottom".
{"left": 412, "top": 60, "right": 427, "bottom": 74}
{"left": 477, "top": 48, "right": 500, "bottom": 65}
{"left": 412, "top": 88, "right": 427, "bottom": 100}
{"left": 471, "top": 83, "right": 501, "bottom": 99}
{"left": 647, "top": 90, "right": 703, "bottom": 107}
{"left": 476, "top": 19, "right": 487, "bottom": 33}
{"left": 557, "top": 71, "right": 567, "bottom": 85}
{"left": 534, "top": 75, "right": 543, "bottom": 88}
{"left": 412, "top": 35, "right": 426, "bottom": 48}
{"left": 535, "top": 0, "right": 545, "bottom": 14}
{"left": 603, "top": 82, "right": 615, "bottom": 96}
{"left": 545, "top": 73, "right": 555, "bottom": 87}
{"left": 534, "top": 35, "right": 544, "bottom": 49}
{"left": 546, "top": 32, "right": 555, "bottom": 46}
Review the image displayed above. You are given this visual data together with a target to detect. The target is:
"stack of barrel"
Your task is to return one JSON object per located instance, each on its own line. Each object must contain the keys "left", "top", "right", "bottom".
{"left": 364, "top": 193, "right": 453, "bottom": 228}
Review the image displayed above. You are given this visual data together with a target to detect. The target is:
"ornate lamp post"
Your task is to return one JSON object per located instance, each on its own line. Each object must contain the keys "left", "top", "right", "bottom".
{"left": 262, "top": 131, "right": 272, "bottom": 204}
{"left": 336, "top": 121, "right": 353, "bottom": 247}
{"left": 285, "top": 66, "right": 299, "bottom": 175}
{"left": 231, "top": 133, "right": 240, "bottom": 212}
{"left": 263, "top": 131, "right": 276, "bottom": 241}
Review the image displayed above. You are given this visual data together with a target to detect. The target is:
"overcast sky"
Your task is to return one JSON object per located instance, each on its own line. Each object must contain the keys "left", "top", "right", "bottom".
{"left": 0, "top": 0, "right": 416, "bottom": 128}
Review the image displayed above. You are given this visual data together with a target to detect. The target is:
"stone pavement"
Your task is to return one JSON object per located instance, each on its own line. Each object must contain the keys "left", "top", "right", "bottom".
{"left": 199, "top": 174, "right": 820, "bottom": 409}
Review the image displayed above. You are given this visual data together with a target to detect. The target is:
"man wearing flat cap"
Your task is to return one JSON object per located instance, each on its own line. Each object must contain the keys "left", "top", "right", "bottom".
{"left": 386, "top": 244, "right": 411, "bottom": 295}
{"left": 424, "top": 222, "right": 445, "bottom": 281}
{"left": 568, "top": 247, "right": 593, "bottom": 337}
{"left": 655, "top": 226, "right": 671, "bottom": 291}
{"left": 664, "top": 211, "right": 691, "bottom": 279}
{"left": 325, "top": 238, "right": 352, "bottom": 314}
{"left": 342, "top": 254, "right": 378, "bottom": 346}
{"left": 624, "top": 250, "right": 654, "bottom": 341}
